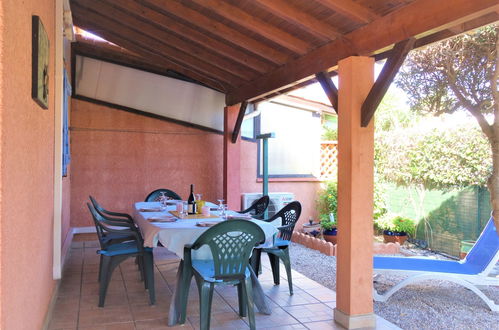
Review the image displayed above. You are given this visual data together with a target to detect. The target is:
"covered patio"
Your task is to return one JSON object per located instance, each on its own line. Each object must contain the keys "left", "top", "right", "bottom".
{"left": 1, "top": 0, "right": 498, "bottom": 329}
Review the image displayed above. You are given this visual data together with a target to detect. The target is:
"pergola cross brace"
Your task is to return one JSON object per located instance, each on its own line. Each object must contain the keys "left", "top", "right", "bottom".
{"left": 361, "top": 38, "right": 416, "bottom": 127}
{"left": 231, "top": 101, "right": 248, "bottom": 143}
{"left": 316, "top": 71, "right": 338, "bottom": 114}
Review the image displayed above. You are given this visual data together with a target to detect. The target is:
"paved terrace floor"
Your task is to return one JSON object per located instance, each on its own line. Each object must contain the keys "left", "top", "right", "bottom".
{"left": 48, "top": 235, "right": 400, "bottom": 330}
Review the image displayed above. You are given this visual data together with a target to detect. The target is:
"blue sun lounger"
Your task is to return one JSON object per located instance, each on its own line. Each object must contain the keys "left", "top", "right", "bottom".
{"left": 373, "top": 217, "right": 499, "bottom": 311}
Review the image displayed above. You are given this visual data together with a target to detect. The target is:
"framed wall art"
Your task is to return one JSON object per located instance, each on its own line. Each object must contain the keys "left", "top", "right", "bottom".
{"left": 32, "top": 15, "right": 50, "bottom": 109}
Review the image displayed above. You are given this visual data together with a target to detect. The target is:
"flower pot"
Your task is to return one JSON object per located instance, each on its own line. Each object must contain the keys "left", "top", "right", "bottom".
{"left": 459, "top": 240, "right": 476, "bottom": 259}
{"left": 383, "top": 230, "right": 408, "bottom": 245}
{"left": 323, "top": 228, "right": 337, "bottom": 245}
{"left": 303, "top": 222, "right": 321, "bottom": 237}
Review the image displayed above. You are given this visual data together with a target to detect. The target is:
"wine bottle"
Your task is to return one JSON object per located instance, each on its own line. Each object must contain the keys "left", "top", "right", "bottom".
{"left": 187, "top": 184, "right": 196, "bottom": 214}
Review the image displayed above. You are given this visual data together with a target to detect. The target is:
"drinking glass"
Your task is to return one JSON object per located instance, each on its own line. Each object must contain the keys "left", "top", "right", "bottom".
{"left": 179, "top": 201, "right": 188, "bottom": 218}
{"left": 159, "top": 192, "right": 167, "bottom": 211}
{"left": 219, "top": 204, "right": 228, "bottom": 220}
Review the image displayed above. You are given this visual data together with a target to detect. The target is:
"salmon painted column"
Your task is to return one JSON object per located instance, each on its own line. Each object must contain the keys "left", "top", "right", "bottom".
{"left": 223, "top": 104, "right": 241, "bottom": 210}
{"left": 334, "top": 56, "right": 375, "bottom": 329}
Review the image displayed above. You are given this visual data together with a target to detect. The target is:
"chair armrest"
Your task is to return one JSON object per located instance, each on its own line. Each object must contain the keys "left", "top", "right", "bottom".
{"left": 277, "top": 223, "right": 294, "bottom": 232}
{"left": 102, "top": 210, "right": 134, "bottom": 222}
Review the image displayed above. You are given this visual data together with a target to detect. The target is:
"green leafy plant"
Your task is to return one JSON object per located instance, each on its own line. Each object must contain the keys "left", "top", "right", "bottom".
{"left": 320, "top": 217, "right": 337, "bottom": 231}
{"left": 317, "top": 181, "right": 337, "bottom": 222}
{"left": 375, "top": 215, "right": 415, "bottom": 235}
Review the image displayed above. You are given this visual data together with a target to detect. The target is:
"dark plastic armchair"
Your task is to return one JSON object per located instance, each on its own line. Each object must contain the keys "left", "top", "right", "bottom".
{"left": 145, "top": 188, "right": 182, "bottom": 202}
{"left": 180, "top": 220, "right": 265, "bottom": 330}
{"left": 240, "top": 195, "right": 270, "bottom": 220}
{"left": 87, "top": 203, "right": 155, "bottom": 307}
{"left": 89, "top": 196, "right": 137, "bottom": 246}
{"left": 251, "top": 201, "right": 301, "bottom": 295}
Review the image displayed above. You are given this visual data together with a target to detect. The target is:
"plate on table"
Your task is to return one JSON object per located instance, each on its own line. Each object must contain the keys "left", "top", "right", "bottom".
{"left": 140, "top": 207, "right": 163, "bottom": 212}
{"left": 147, "top": 216, "right": 177, "bottom": 223}
{"left": 226, "top": 214, "right": 253, "bottom": 220}
{"left": 196, "top": 221, "right": 220, "bottom": 227}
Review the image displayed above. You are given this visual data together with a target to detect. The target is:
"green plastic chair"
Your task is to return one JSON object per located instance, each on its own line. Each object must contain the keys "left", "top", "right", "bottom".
{"left": 145, "top": 188, "right": 182, "bottom": 202}
{"left": 181, "top": 220, "right": 265, "bottom": 330}
{"left": 252, "top": 201, "right": 301, "bottom": 295}
{"left": 89, "top": 196, "right": 137, "bottom": 245}
{"left": 240, "top": 195, "right": 270, "bottom": 220}
{"left": 87, "top": 203, "right": 155, "bottom": 307}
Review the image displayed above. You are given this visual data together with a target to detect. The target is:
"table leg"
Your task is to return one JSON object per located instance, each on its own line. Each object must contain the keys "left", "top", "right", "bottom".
{"left": 249, "top": 266, "right": 271, "bottom": 315}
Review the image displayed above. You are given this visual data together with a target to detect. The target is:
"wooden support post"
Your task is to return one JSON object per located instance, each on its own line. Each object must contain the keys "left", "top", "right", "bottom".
{"left": 335, "top": 56, "right": 376, "bottom": 329}
{"left": 231, "top": 101, "right": 248, "bottom": 143}
{"left": 361, "top": 38, "right": 415, "bottom": 126}
{"left": 223, "top": 104, "right": 241, "bottom": 210}
{"left": 316, "top": 71, "right": 338, "bottom": 113}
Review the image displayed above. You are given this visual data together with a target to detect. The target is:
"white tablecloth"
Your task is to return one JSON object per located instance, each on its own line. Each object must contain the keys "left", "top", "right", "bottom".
{"left": 134, "top": 202, "right": 278, "bottom": 259}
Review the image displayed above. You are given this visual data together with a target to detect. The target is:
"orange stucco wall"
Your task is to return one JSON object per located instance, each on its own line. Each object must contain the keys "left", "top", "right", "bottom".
{"left": 240, "top": 141, "right": 321, "bottom": 228}
{"left": 0, "top": 0, "right": 56, "bottom": 328}
{"left": 70, "top": 99, "right": 224, "bottom": 227}
{"left": 70, "top": 99, "right": 320, "bottom": 228}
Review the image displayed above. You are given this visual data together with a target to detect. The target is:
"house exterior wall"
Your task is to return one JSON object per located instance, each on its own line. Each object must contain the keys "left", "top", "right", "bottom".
{"left": 70, "top": 99, "right": 224, "bottom": 227}
{"left": 70, "top": 99, "right": 320, "bottom": 230}
{"left": 240, "top": 141, "right": 321, "bottom": 229}
{"left": 0, "top": 0, "right": 56, "bottom": 328}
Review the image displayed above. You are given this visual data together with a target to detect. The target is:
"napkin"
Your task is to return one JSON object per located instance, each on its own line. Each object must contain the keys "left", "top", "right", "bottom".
{"left": 147, "top": 216, "right": 176, "bottom": 223}
{"left": 140, "top": 207, "right": 162, "bottom": 212}
{"left": 196, "top": 221, "right": 219, "bottom": 227}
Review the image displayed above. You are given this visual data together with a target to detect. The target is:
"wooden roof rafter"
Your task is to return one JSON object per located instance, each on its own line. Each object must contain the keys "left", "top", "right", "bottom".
{"left": 142, "top": 0, "right": 291, "bottom": 65}
{"left": 72, "top": 14, "right": 231, "bottom": 92}
{"left": 226, "top": 0, "right": 499, "bottom": 105}
{"left": 109, "top": 0, "right": 274, "bottom": 75}
{"left": 72, "top": 0, "right": 252, "bottom": 84}
{"left": 189, "top": 0, "right": 312, "bottom": 55}
{"left": 252, "top": 0, "right": 342, "bottom": 41}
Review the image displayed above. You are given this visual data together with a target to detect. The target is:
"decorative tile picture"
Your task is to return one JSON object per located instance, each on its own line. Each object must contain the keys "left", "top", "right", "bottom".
{"left": 32, "top": 15, "right": 50, "bottom": 109}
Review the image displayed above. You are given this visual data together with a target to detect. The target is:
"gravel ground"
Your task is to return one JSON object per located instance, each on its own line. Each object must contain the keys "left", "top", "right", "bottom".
{"left": 288, "top": 242, "right": 499, "bottom": 330}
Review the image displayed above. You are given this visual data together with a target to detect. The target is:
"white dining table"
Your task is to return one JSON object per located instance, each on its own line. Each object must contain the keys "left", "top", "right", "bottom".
{"left": 133, "top": 201, "right": 278, "bottom": 326}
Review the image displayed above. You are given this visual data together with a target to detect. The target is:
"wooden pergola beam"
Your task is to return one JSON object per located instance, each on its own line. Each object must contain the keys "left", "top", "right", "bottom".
{"left": 320, "top": 0, "right": 380, "bottom": 24}
{"left": 72, "top": 16, "right": 232, "bottom": 92}
{"left": 361, "top": 38, "right": 415, "bottom": 127}
{"left": 189, "top": 0, "right": 311, "bottom": 55}
{"left": 112, "top": 0, "right": 274, "bottom": 74}
{"left": 143, "top": 0, "right": 290, "bottom": 65}
{"left": 226, "top": 0, "right": 499, "bottom": 105}
{"left": 253, "top": 0, "right": 341, "bottom": 41}
{"left": 231, "top": 101, "right": 248, "bottom": 144}
{"left": 72, "top": 3, "right": 243, "bottom": 87}
{"left": 315, "top": 71, "right": 338, "bottom": 113}
{"left": 77, "top": 0, "right": 255, "bottom": 82}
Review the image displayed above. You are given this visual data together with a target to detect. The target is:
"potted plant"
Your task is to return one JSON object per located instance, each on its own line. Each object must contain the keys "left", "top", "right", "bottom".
{"left": 375, "top": 215, "right": 415, "bottom": 245}
{"left": 317, "top": 181, "right": 338, "bottom": 244}
{"left": 321, "top": 215, "right": 338, "bottom": 244}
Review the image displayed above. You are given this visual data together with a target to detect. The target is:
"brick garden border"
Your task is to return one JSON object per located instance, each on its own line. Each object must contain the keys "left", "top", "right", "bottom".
{"left": 291, "top": 232, "right": 400, "bottom": 256}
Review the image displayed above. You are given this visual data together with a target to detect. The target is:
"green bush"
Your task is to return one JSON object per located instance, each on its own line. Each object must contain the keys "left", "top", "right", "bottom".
{"left": 317, "top": 180, "right": 387, "bottom": 224}
{"left": 317, "top": 181, "right": 337, "bottom": 222}
{"left": 375, "top": 215, "right": 416, "bottom": 235}
{"left": 322, "top": 127, "right": 338, "bottom": 141}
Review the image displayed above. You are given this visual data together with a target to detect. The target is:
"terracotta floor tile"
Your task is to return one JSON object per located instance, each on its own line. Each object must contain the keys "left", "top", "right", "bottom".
{"left": 78, "top": 305, "right": 134, "bottom": 327}
{"left": 81, "top": 280, "right": 126, "bottom": 297}
{"left": 127, "top": 289, "right": 171, "bottom": 306}
{"left": 82, "top": 270, "right": 122, "bottom": 283}
{"left": 303, "top": 287, "right": 336, "bottom": 303}
{"left": 52, "top": 295, "right": 80, "bottom": 313}
{"left": 266, "top": 288, "right": 320, "bottom": 307}
{"left": 292, "top": 277, "right": 323, "bottom": 290}
{"left": 259, "top": 324, "right": 308, "bottom": 330}
{"left": 78, "top": 322, "right": 136, "bottom": 330}
{"left": 48, "top": 308, "right": 79, "bottom": 329}
{"left": 135, "top": 317, "right": 194, "bottom": 330}
{"left": 285, "top": 303, "right": 334, "bottom": 323}
{"left": 253, "top": 306, "right": 300, "bottom": 328}
{"left": 130, "top": 302, "right": 171, "bottom": 321}
{"left": 303, "top": 320, "right": 346, "bottom": 330}
{"left": 79, "top": 292, "right": 129, "bottom": 310}
{"left": 188, "top": 311, "right": 249, "bottom": 330}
